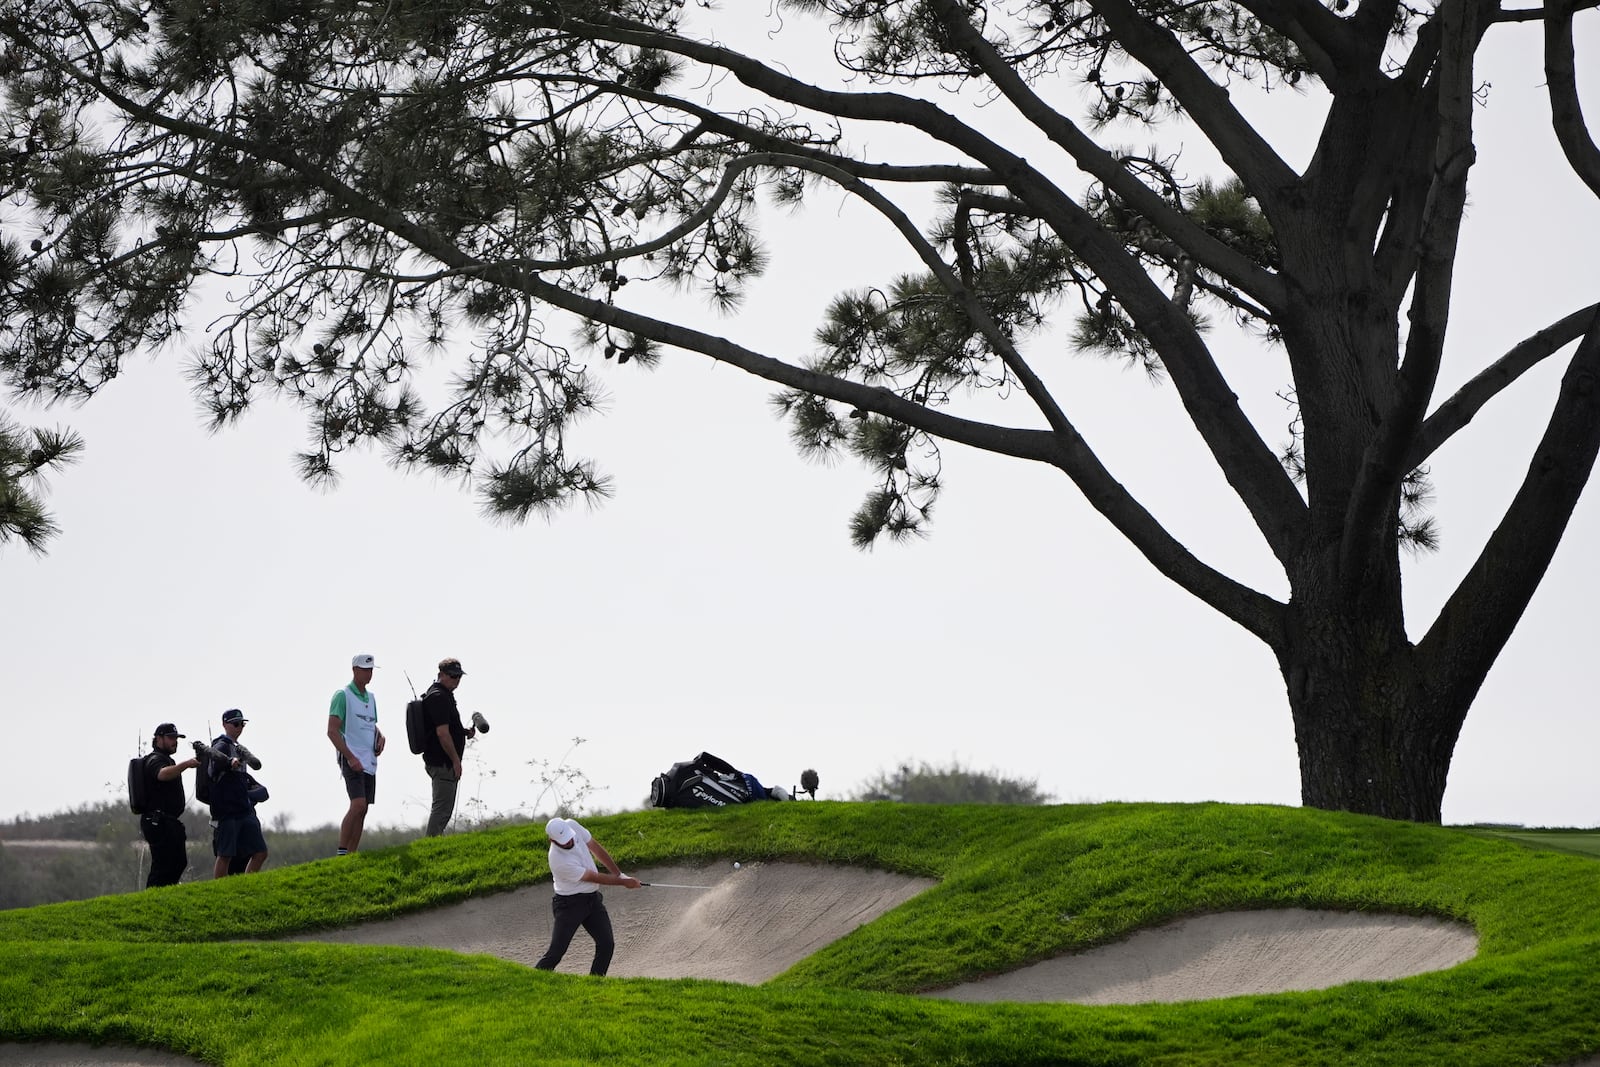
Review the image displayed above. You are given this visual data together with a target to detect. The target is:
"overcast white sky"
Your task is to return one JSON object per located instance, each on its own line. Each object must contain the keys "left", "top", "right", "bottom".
{"left": 2, "top": 8, "right": 1597, "bottom": 834}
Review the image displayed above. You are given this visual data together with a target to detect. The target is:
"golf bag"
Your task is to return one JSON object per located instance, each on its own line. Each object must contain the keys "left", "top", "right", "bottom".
{"left": 649, "top": 751, "right": 783, "bottom": 809}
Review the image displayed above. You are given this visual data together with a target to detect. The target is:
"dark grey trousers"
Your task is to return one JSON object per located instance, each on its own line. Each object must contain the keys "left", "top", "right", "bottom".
{"left": 425, "top": 763, "right": 458, "bottom": 836}
{"left": 534, "top": 891, "right": 615, "bottom": 976}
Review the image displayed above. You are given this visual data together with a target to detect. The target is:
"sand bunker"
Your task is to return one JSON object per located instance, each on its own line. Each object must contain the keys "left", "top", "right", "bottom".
{"left": 291, "top": 863, "right": 1475, "bottom": 1003}
{"left": 930, "top": 908, "right": 1477, "bottom": 1005}
{"left": 288, "top": 861, "right": 935, "bottom": 983}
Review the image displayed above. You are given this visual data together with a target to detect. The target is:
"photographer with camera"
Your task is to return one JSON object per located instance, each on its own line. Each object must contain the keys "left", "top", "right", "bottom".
{"left": 420, "top": 657, "right": 477, "bottom": 837}
{"left": 206, "top": 709, "right": 269, "bottom": 877}
{"left": 139, "top": 723, "right": 200, "bottom": 888}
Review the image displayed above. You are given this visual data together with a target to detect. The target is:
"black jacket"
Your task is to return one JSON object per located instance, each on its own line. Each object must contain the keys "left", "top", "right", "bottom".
{"left": 207, "top": 735, "right": 252, "bottom": 817}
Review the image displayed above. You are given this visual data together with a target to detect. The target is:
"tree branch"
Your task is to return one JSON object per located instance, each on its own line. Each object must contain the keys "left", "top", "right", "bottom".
{"left": 1339, "top": 0, "right": 1481, "bottom": 592}
{"left": 792, "top": 157, "right": 1077, "bottom": 436}
{"left": 1496, "top": 0, "right": 1600, "bottom": 22}
{"left": 1545, "top": 0, "right": 1600, "bottom": 196}
{"left": 1230, "top": 0, "right": 1358, "bottom": 83}
{"left": 984, "top": 183, "right": 1313, "bottom": 568}
{"left": 563, "top": 73, "right": 999, "bottom": 187}
{"left": 502, "top": 261, "right": 1286, "bottom": 641}
{"left": 516, "top": 10, "right": 1310, "bottom": 567}
{"left": 1417, "top": 307, "right": 1600, "bottom": 710}
{"left": 1364, "top": 20, "right": 1445, "bottom": 306}
{"left": 927, "top": 0, "right": 1287, "bottom": 312}
{"left": 1083, "top": 0, "right": 1301, "bottom": 209}
{"left": 1408, "top": 303, "right": 1600, "bottom": 466}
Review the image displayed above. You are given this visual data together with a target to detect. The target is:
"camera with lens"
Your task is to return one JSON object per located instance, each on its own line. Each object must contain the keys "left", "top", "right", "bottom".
{"left": 191, "top": 738, "right": 261, "bottom": 769}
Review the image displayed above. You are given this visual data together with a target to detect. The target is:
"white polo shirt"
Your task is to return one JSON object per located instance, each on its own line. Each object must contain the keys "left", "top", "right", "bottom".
{"left": 547, "top": 819, "right": 598, "bottom": 895}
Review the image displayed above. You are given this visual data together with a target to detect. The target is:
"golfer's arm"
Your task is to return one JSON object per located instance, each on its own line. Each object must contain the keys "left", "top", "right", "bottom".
{"left": 579, "top": 868, "right": 634, "bottom": 886}
{"left": 587, "top": 840, "right": 621, "bottom": 874}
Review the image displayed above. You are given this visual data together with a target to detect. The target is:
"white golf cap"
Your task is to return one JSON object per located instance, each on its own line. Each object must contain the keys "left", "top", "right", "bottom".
{"left": 546, "top": 817, "right": 575, "bottom": 845}
{"left": 352, "top": 653, "right": 376, "bottom": 669}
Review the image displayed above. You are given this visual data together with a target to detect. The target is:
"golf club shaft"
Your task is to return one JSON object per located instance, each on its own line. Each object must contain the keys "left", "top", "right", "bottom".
{"left": 640, "top": 882, "right": 714, "bottom": 889}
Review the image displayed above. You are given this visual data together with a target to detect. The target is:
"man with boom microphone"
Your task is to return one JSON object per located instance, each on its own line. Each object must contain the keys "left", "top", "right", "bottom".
{"left": 420, "top": 656, "right": 478, "bottom": 837}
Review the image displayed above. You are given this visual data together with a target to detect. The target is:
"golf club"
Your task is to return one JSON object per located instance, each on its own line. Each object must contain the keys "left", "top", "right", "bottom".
{"left": 639, "top": 882, "right": 715, "bottom": 889}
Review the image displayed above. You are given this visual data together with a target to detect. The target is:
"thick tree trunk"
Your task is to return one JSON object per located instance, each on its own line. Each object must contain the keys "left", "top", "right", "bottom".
{"left": 1278, "top": 610, "right": 1463, "bottom": 823}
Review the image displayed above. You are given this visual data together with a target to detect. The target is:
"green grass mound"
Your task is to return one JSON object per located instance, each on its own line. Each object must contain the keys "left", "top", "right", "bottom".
{"left": 1, "top": 802, "right": 1598, "bottom": 1066}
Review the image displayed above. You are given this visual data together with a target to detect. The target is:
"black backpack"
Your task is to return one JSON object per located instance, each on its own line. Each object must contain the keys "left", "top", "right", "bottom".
{"left": 193, "top": 744, "right": 212, "bottom": 806}
{"left": 127, "top": 754, "right": 153, "bottom": 815}
{"left": 406, "top": 694, "right": 428, "bottom": 755}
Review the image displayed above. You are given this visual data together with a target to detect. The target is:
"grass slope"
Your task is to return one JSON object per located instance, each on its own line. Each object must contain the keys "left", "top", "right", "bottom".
{"left": 1465, "top": 828, "right": 1600, "bottom": 861}
{"left": 1, "top": 802, "right": 1598, "bottom": 1066}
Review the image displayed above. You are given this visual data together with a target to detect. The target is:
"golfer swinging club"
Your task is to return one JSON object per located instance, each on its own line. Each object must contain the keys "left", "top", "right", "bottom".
{"left": 534, "top": 816, "right": 641, "bottom": 976}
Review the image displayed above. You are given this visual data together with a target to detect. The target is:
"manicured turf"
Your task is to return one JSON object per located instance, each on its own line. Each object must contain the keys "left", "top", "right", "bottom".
{"left": 1464, "top": 827, "right": 1600, "bottom": 860}
{"left": 1, "top": 802, "right": 1599, "bottom": 1065}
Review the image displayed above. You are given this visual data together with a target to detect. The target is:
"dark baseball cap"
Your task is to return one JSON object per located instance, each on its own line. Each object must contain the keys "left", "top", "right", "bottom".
{"left": 153, "top": 723, "right": 185, "bottom": 737}
{"left": 439, "top": 657, "right": 466, "bottom": 678}
{"left": 221, "top": 709, "right": 248, "bottom": 725}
